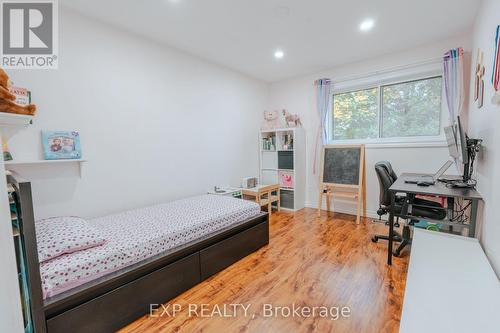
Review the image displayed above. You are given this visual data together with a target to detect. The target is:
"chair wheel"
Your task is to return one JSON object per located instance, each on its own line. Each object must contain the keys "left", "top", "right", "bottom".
{"left": 393, "top": 251, "right": 401, "bottom": 257}
{"left": 371, "top": 236, "right": 378, "bottom": 243}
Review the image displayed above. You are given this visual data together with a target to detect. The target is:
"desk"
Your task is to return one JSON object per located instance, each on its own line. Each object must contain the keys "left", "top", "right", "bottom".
{"left": 241, "top": 184, "right": 280, "bottom": 216}
{"left": 400, "top": 229, "right": 500, "bottom": 333}
{"left": 387, "top": 173, "right": 483, "bottom": 265}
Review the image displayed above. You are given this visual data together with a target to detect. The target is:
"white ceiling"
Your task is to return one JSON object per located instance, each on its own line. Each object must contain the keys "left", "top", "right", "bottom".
{"left": 61, "top": 0, "right": 479, "bottom": 82}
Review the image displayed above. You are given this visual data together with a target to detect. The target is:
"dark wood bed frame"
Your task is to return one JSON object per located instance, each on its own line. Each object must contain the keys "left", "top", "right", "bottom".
{"left": 10, "top": 175, "right": 269, "bottom": 333}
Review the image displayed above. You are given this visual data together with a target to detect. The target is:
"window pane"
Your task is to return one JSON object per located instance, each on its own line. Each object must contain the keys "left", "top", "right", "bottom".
{"left": 332, "top": 88, "right": 378, "bottom": 140}
{"left": 382, "top": 77, "right": 442, "bottom": 138}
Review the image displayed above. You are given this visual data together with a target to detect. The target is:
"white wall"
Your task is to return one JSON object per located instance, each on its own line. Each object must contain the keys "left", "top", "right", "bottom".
{"left": 6, "top": 8, "right": 268, "bottom": 219}
{"left": 267, "top": 35, "right": 471, "bottom": 218}
{"left": 467, "top": 0, "right": 500, "bottom": 276}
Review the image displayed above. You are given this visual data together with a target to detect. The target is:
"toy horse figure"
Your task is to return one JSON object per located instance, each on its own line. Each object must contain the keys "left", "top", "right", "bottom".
{"left": 282, "top": 109, "right": 302, "bottom": 127}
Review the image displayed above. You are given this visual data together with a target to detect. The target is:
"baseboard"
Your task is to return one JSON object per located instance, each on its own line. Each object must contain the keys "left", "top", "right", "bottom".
{"left": 304, "top": 202, "right": 383, "bottom": 220}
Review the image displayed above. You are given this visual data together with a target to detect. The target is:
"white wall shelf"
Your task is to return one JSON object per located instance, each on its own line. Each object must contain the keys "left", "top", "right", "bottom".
{"left": 0, "top": 113, "right": 33, "bottom": 139}
{"left": 4, "top": 159, "right": 87, "bottom": 166}
{"left": 4, "top": 159, "right": 87, "bottom": 177}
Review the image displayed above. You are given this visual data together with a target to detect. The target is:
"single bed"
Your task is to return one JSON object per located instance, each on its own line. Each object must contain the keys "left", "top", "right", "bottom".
{"left": 40, "top": 194, "right": 262, "bottom": 299}
{"left": 10, "top": 175, "right": 269, "bottom": 333}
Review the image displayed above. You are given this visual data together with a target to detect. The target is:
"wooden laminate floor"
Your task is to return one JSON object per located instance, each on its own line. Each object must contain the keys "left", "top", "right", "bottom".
{"left": 120, "top": 208, "right": 409, "bottom": 333}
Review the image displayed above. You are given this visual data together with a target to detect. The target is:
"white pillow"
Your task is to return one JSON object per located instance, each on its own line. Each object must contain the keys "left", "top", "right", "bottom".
{"left": 35, "top": 216, "right": 107, "bottom": 263}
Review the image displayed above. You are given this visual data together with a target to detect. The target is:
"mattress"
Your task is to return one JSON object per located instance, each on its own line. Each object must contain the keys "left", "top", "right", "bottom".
{"left": 40, "top": 195, "right": 261, "bottom": 299}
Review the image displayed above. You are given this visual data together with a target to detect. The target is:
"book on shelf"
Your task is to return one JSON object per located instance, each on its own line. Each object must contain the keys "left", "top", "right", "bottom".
{"left": 9, "top": 86, "right": 31, "bottom": 106}
{"left": 280, "top": 133, "right": 294, "bottom": 150}
{"left": 262, "top": 136, "right": 276, "bottom": 151}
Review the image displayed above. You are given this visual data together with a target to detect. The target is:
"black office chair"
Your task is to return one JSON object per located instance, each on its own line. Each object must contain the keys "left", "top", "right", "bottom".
{"left": 371, "top": 161, "right": 447, "bottom": 257}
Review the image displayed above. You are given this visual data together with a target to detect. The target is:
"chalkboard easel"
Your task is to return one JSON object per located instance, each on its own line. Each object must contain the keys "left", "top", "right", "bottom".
{"left": 317, "top": 144, "right": 366, "bottom": 224}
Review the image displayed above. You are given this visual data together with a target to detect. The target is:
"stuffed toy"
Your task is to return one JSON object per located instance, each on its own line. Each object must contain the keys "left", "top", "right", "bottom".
{"left": 0, "top": 68, "right": 36, "bottom": 116}
{"left": 283, "top": 109, "right": 302, "bottom": 127}
{"left": 261, "top": 110, "right": 282, "bottom": 130}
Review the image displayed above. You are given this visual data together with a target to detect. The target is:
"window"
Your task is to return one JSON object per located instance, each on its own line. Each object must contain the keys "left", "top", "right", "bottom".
{"left": 332, "top": 88, "right": 378, "bottom": 140}
{"left": 331, "top": 76, "right": 442, "bottom": 142}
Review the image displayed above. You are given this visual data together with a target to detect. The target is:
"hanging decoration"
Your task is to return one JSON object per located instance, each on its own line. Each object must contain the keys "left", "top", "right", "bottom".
{"left": 492, "top": 25, "right": 500, "bottom": 105}
{"left": 474, "top": 48, "right": 485, "bottom": 109}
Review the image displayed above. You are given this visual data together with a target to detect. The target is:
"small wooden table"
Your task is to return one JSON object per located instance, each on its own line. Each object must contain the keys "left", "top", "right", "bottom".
{"left": 241, "top": 184, "right": 280, "bottom": 216}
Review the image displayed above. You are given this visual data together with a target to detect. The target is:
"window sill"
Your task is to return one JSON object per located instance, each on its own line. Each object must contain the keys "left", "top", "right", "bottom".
{"left": 365, "top": 141, "right": 447, "bottom": 149}
{"left": 328, "top": 139, "right": 447, "bottom": 149}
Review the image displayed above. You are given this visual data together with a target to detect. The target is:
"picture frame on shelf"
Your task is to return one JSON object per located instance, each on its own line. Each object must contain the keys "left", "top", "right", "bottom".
{"left": 42, "top": 130, "right": 82, "bottom": 160}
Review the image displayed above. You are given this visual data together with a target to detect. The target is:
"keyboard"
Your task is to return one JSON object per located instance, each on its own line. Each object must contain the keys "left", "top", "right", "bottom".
{"left": 405, "top": 175, "right": 434, "bottom": 184}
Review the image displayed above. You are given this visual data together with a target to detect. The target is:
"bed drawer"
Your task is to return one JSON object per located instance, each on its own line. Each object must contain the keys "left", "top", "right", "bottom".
{"left": 46, "top": 253, "right": 200, "bottom": 333}
{"left": 200, "top": 221, "right": 269, "bottom": 280}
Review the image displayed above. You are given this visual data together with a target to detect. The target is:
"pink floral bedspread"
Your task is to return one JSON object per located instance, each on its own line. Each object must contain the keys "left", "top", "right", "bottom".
{"left": 40, "top": 195, "right": 261, "bottom": 299}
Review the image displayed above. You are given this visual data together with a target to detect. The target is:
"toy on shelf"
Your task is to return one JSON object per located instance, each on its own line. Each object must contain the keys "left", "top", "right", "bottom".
{"left": 282, "top": 109, "right": 302, "bottom": 127}
{"left": 0, "top": 68, "right": 36, "bottom": 116}
{"left": 261, "top": 110, "right": 282, "bottom": 131}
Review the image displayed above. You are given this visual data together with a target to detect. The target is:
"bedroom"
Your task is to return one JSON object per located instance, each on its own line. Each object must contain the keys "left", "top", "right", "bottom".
{"left": 0, "top": 0, "right": 499, "bottom": 332}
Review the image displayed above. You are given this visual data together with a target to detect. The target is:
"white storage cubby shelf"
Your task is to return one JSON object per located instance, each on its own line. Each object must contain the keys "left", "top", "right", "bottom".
{"left": 259, "top": 128, "right": 305, "bottom": 211}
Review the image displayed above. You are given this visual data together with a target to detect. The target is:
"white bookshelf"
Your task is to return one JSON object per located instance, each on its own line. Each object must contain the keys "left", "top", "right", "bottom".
{"left": 259, "top": 128, "right": 305, "bottom": 211}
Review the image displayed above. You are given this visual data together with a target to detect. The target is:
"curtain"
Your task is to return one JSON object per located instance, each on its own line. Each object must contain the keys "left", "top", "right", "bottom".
{"left": 443, "top": 48, "right": 464, "bottom": 125}
{"left": 492, "top": 26, "right": 500, "bottom": 94}
{"left": 313, "top": 78, "right": 332, "bottom": 174}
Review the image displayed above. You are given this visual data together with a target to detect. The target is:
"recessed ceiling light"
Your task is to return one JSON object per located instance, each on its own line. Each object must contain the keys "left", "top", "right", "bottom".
{"left": 167, "top": 0, "right": 181, "bottom": 4}
{"left": 274, "top": 50, "right": 285, "bottom": 59}
{"left": 273, "top": 6, "right": 291, "bottom": 18}
{"left": 359, "top": 19, "right": 375, "bottom": 32}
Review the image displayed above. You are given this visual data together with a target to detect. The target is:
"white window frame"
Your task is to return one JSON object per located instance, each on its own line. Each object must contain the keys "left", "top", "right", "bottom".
{"left": 327, "top": 62, "right": 448, "bottom": 148}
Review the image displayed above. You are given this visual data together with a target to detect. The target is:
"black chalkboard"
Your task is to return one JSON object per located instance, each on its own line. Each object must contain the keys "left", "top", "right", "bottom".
{"left": 322, "top": 146, "right": 361, "bottom": 185}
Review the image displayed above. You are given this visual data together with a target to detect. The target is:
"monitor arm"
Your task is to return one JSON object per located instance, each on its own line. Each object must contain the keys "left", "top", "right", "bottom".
{"left": 464, "top": 137, "right": 483, "bottom": 183}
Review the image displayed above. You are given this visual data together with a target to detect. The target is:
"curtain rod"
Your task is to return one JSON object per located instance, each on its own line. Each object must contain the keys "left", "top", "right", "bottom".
{"left": 330, "top": 57, "right": 443, "bottom": 84}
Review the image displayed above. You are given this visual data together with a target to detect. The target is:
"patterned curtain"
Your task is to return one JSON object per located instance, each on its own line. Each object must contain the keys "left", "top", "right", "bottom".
{"left": 313, "top": 78, "right": 332, "bottom": 174}
{"left": 443, "top": 48, "right": 464, "bottom": 125}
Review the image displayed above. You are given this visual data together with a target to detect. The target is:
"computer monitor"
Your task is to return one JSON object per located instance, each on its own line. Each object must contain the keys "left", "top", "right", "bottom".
{"left": 444, "top": 117, "right": 469, "bottom": 181}
{"left": 444, "top": 126, "right": 459, "bottom": 159}
{"left": 443, "top": 116, "right": 481, "bottom": 187}
{"left": 456, "top": 116, "right": 469, "bottom": 165}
